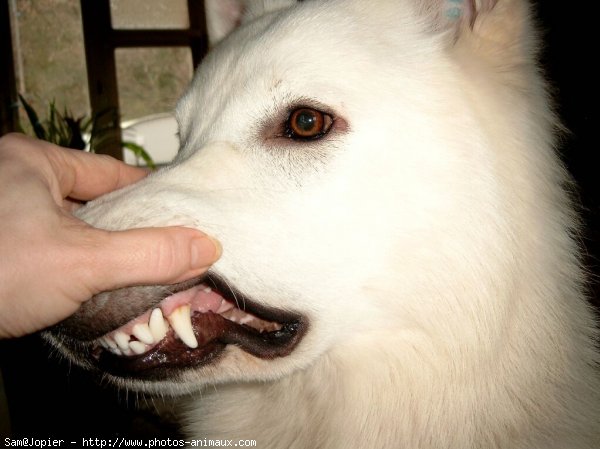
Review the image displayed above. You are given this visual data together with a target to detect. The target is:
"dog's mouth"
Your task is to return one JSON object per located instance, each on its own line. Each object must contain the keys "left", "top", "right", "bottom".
{"left": 70, "top": 275, "right": 306, "bottom": 380}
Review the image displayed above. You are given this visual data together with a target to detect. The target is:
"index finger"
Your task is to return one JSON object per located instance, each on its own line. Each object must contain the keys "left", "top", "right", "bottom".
{"left": 44, "top": 138, "right": 151, "bottom": 200}
{"left": 0, "top": 133, "right": 151, "bottom": 202}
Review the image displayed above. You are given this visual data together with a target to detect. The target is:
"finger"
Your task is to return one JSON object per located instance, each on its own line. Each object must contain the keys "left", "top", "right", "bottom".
{"left": 46, "top": 144, "right": 150, "bottom": 200}
{"left": 75, "top": 226, "right": 222, "bottom": 294}
{"left": 0, "top": 133, "right": 149, "bottom": 201}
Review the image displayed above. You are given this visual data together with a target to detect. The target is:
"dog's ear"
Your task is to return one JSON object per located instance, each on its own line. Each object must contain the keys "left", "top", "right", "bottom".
{"left": 204, "top": 0, "right": 300, "bottom": 46}
{"left": 417, "top": 0, "right": 499, "bottom": 35}
{"left": 418, "top": 0, "right": 534, "bottom": 64}
{"left": 204, "top": 0, "right": 246, "bottom": 46}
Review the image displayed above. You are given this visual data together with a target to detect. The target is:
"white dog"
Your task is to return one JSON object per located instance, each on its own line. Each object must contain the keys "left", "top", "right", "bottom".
{"left": 48, "top": 0, "right": 600, "bottom": 447}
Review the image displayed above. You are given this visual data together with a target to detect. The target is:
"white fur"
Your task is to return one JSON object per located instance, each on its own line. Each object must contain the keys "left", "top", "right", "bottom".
{"left": 74, "top": 0, "right": 600, "bottom": 447}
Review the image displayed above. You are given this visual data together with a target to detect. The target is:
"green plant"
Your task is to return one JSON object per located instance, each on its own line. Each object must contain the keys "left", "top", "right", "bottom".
{"left": 18, "top": 94, "right": 156, "bottom": 169}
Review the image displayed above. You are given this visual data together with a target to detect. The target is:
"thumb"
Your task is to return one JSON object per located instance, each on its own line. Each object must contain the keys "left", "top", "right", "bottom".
{"left": 77, "top": 226, "right": 222, "bottom": 294}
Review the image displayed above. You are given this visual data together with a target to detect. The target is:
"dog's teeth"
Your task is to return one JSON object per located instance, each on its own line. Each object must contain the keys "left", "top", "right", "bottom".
{"left": 114, "top": 331, "right": 131, "bottom": 351}
{"left": 129, "top": 341, "right": 147, "bottom": 355}
{"left": 168, "top": 304, "right": 198, "bottom": 349}
{"left": 217, "top": 300, "right": 234, "bottom": 314}
{"left": 203, "top": 287, "right": 212, "bottom": 293}
{"left": 122, "top": 347, "right": 133, "bottom": 356}
{"left": 104, "top": 337, "right": 117, "bottom": 349}
{"left": 239, "top": 314, "right": 254, "bottom": 325}
{"left": 132, "top": 323, "right": 154, "bottom": 345}
{"left": 149, "top": 308, "right": 168, "bottom": 342}
{"left": 109, "top": 347, "right": 122, "bottom": 356}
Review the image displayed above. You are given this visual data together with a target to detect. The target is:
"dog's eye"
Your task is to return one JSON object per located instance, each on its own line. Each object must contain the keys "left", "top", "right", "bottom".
{"left": 285, "top": 108, "right": 333, "bottom": 140}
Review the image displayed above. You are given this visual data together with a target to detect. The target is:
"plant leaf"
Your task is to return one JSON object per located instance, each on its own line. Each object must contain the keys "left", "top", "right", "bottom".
{"left": 122, "top": 141, "right": 156, "bottom": 170}
{"left": 18, "top": 94, "right": 46, "bottom": 140}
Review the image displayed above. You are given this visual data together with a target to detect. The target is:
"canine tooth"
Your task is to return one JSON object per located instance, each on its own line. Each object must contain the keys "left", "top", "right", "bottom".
{"left": 129, "top": 341, "right": 147, "bottom": 355}
{"left": 203, "top": 287, "right": 212, "bottom": 293}
{"left": 99, "top": 339, "right": 109, "bottom": 349}
{"left": 149, "top": 308, "right": 168, "bottom": 341}
{"left": 132, "top": 323, "right": 154, "bottom": 345}
{"left": 114, "top": 332, "right": 130, "bottom": 351}
{"left": 168, "top": 304, "right": 198, "bottom": 349}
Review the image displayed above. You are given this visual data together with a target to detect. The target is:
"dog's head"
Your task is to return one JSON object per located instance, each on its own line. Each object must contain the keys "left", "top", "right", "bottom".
{"left": 48, "top": 0, "right": 553, "bottom": 394}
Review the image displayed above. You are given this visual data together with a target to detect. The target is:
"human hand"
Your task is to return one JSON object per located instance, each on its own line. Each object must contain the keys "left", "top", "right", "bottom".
{"left": 0, "top": 133, "right": 221, "bottom": 338}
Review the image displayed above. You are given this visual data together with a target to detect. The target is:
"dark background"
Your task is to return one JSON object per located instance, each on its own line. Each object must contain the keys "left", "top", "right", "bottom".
{"left": 1, "top": 0, "right": 598, "bottom": 438}
{"left": 537, "top": 1, "right": 600, "bottom": 308}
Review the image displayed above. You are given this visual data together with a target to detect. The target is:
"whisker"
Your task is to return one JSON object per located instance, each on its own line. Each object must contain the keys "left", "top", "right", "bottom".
{"left": 221, "top": 276, "right": 245, "bottom": 311}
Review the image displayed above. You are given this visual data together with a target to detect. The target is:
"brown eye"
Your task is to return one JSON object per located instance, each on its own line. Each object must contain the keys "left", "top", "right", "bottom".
{"left": 286, "top": 108, "right": 333, "bottom": 140}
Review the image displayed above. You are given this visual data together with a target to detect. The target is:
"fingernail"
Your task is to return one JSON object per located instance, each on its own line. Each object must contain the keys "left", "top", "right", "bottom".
{"left": 191, "top": 235, "right": 222, "bottom": 268}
